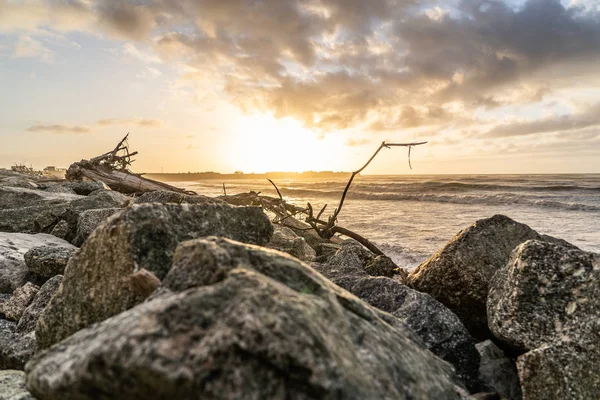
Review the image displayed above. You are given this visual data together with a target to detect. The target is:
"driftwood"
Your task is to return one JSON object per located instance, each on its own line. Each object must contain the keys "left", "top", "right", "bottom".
{"left": 66, "top": 134, "right": 193, "bottom": 195}
{"left": 267, "top": 140, "right": 427, "bottom": 256}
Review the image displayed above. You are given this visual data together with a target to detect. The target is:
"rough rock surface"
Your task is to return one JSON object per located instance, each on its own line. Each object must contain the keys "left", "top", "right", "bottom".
{"left": 0, "top": 283, "right": 39, "bottom": 321}
{"left": 266, "top": 225, "right": 316, "bottom": 262}
{"left": 49, "top": 220, "right": 69, "bottom": 240}
{"left": 133, "top": 190, "right": 224, "bottom": 205}
{"left": 0, "top": 319, "right": 35, "bottom": 370}
{"left": 26, "top": 237, "right": 468, "bottom": 400}
{"left": 488, "top": 240, "right": 600, "bottom": 399}
{"left": 71, "top": 208, "right": 121, "bottom": 246}
{"left": 0, "top": 189, "right": 129, "bottom": 234}
{"left": 313, "top": 241, "right": 480, "bottom": 392}
{"left": 476, "top": 340, "right": 521, "bottom": 400}
{"left": 0, "top": 370, "right": 34, "bottom": 400}
{"left": 407, "top": 215, "right": 557, "bottom": 339}
{"left": 16, "top": 276, "right": 62, "bottom": 334}
{"left": 0, "top": 186, "right": 82, "bottom": 210}
{"left": 0, "top": 233, "right": 70, "bottom": 293}
{"left": 43, "top": 181, "right": 109, "bottom": 196}
{"left": 24, "top": 244, "right": 77, "bottom": 278}
{"left": 36, "top": 202, "right": 273, "bottom": 349}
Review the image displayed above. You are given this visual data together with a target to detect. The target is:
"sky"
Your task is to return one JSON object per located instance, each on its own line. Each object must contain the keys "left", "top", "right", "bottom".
{"left": 1, "top": 0, "right": 600, "bottom": 174}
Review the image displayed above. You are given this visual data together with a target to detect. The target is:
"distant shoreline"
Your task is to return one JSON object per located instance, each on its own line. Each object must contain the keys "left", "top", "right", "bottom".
{"left": 144, "top": 171, "right": 352, "bottom": 182}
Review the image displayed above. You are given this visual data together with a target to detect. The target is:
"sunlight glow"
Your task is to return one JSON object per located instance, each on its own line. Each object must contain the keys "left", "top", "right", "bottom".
{"left": 226, "top": 114, "right": 346, "bottom": 173}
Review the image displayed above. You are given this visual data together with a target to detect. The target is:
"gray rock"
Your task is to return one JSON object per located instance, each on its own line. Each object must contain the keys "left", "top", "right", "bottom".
{"left": 0, "top": 325, "right": 35, "bottom": 370}
{"left": 407, "top": 215, "right": 560, "bottom": 339}
{"left": 266, "top": 225, "right": 316, "bottom": 262}
{"left": 516, "top": 341, "right": 599, "bottom": 400}
{"left": 0, "top": 283, "right": 39, "bottom": 321}
{"left": 313, "top": 241, "right": 481, "bottom": 393}
{"left": 0, "top": 233, "right": 74, "bottom": 293}
{"left": 49, "top": 220, "right": 69, "bottom": 240}
{"left": 488, "top": 240, "right": 600, "bottom": 400}
{"left": 476, "top": 340, "right": 521, "bottom": 400}
{"left": 71, "top": 208, "right": 122, "bottom": 246}
{"left": 133, "top": 190, "right": 224, "bottom": 205}
{"left": 0, "top": 370, "right": 35, "bottom": 400}
{"left": 0, "top": 176, "right": 39, "bottom": 190}
{"left": 0, "top": 186, "right": 82, "bottom": 210}
{"left": 24, "top": 245, "right": 77, "bottom": 278}
{"left": 71, "top": 181, "right": 110, "bottom": 196}
{"left": 26, "top": 237, "right": 469, "bottom": 400}
{"left": 0, "top": 189, "right": 129, "bottom": 234}
{"left": 36, "top": 202, "right": 273, "bottom": 349}
{"left": 16, "top": 276, "right": 62, "bottom": 334}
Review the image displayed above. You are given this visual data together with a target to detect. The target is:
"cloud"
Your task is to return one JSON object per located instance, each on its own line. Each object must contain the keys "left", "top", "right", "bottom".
{"left": 95, "top": 118, "right": 163, "bottom": 128}
{"left": 4, "top": 0, "right": 600, "bottom": 141}
{"left": 26, "top": 124, "right": 91, "bottom": 134}
{"left": 26, "top": 117, "right": 163, "bottom": 134}
{"left": 13, "top": 35, "right": 53, "bottom": 62}
{"left": 345, "top": 138, "right": 372, "bottom": 147}
{"left": 483, "top": 103, "right": 600, "bottom": 137}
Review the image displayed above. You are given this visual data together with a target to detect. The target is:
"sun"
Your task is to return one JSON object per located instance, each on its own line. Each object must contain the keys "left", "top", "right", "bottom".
{"left": 226, "top": 113, "right": 345, "bottom": 173}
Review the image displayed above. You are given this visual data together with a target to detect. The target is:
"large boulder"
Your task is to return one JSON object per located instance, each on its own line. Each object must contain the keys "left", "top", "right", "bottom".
{"left": 487, "top": 240, "right": 600, "bottom": 399}
{"left": 71, "top": 208, "right": 121, "bottom": 246}
{"left": 313, "top": 241, "right": 481, "bottom": 392}
{"left": 43, "top": 181, "right": 109, "bottom": 196}
{"left": 24, "top": 244, "right": 77, "bottom": 278}
{"left": 266, "top": 225, "right": 316, "bottom": 262}
{"left": 36, "top": 202, "right": 273, "bottom": 349}
{"left": 26, "top": 237, "right": 468, "bottom": 400}
{"left": 0, "top": 283, "right": 39, "bottom": 321}
{"left": 0, "top": 233, "right": 71, "bottom": 293}
{"left": 0, "top": 370, "right": 35, "bottom": 400}
{"left": 476, "top": 340, "right": 521, "bottom": 400}
{"left": 407, "top": 215, "right": 563, "bottom": 339}
{"left": 0, "top": 190, "right": 129, "bottom": 234}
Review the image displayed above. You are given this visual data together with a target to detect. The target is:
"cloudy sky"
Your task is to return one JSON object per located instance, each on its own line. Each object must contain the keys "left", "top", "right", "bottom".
{"left": 1, "top": 0, "right": 599, "bottom": 174}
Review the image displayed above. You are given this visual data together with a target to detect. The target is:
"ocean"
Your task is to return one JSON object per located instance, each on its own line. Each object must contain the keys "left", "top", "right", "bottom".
{"left": 177, "top": 174, "right": 600, "bottom": 270}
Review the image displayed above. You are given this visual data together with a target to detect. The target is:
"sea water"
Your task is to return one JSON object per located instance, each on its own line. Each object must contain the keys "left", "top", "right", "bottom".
{"left": 178, "top": 174, "right": 600, "bottom": 270}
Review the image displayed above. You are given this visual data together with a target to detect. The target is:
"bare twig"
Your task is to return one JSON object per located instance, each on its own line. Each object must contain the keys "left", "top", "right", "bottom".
{"left": 323, "top": 140, "right": 427, "bottom": 237}
{"left": 222, "top": 183, "right": 227, "bottom": 196}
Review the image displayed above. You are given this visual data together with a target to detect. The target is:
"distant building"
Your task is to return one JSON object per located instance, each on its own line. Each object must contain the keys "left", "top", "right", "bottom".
{"left": 43, "top": 166, "right": 67, "bottom": 178}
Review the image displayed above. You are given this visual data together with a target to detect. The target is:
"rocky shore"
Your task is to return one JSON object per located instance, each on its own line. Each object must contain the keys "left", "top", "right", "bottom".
{"left": 0, "top": 168, "right": 598, "bottom": 399}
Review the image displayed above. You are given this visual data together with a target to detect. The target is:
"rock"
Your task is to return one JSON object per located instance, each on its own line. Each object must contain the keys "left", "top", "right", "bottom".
{"left": 133, "top": 190, "right": 224, "bottom": 205}
{"left": 313, "top": 241, "right": 481, "bottom": 393}
{"left": 71, "top": 181, "right": 110, "bottom": 196}
{"left": 49, "top": 220, "right": 69, "bottom": 240}
{"left": 0, "top": 283, "right": 39, "bottom": 321}
{"left": 26, "top": 237, "right": 468, "bottom": 400}
{"left": 487, "top": 240, "right": 600, "bottom": 399}
{"left": 516, "top": 341, "right": 599, "bottom": 400}
{"left": 0, "top": 233, "right": 74, "bottom": 293}
{"left": 71, "top": 208, "right": 122, "bottom": 246}
{"left": 0, "top": 176, "right": 39, "bottom": 189}
{"left": 0, "top": 189, "right": 129, "bottom": 234}
{"left": 476, "top": 340, "right": 521, "bottom": 400}
{"left": 266, "top": 225, "right": 316, "bottom": 262}
{"left": 407, "top": 215, "right": 560, "bottom": 339}
{"left": 0, "top": 370, "right": 35, "bottom": 400}
{"left": 36, "top": 202, "right": 273, "bottom": 349}
{"left": 365, "top": 254, "right": 404, "bottom": 279}
{"left": 16, "top": 276, "right": 62, "bottom": 334}
{"left": 24, "top": 245, "right": 77, "bottom": 278}
{"left": 0, "top": 186, "right": 82, "bottom": 210}
{"left": 488, "top": 240, "right": 598, "bottom": 350}
{"left": 0, "top": 321, "right": 35, "bottom": 370}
